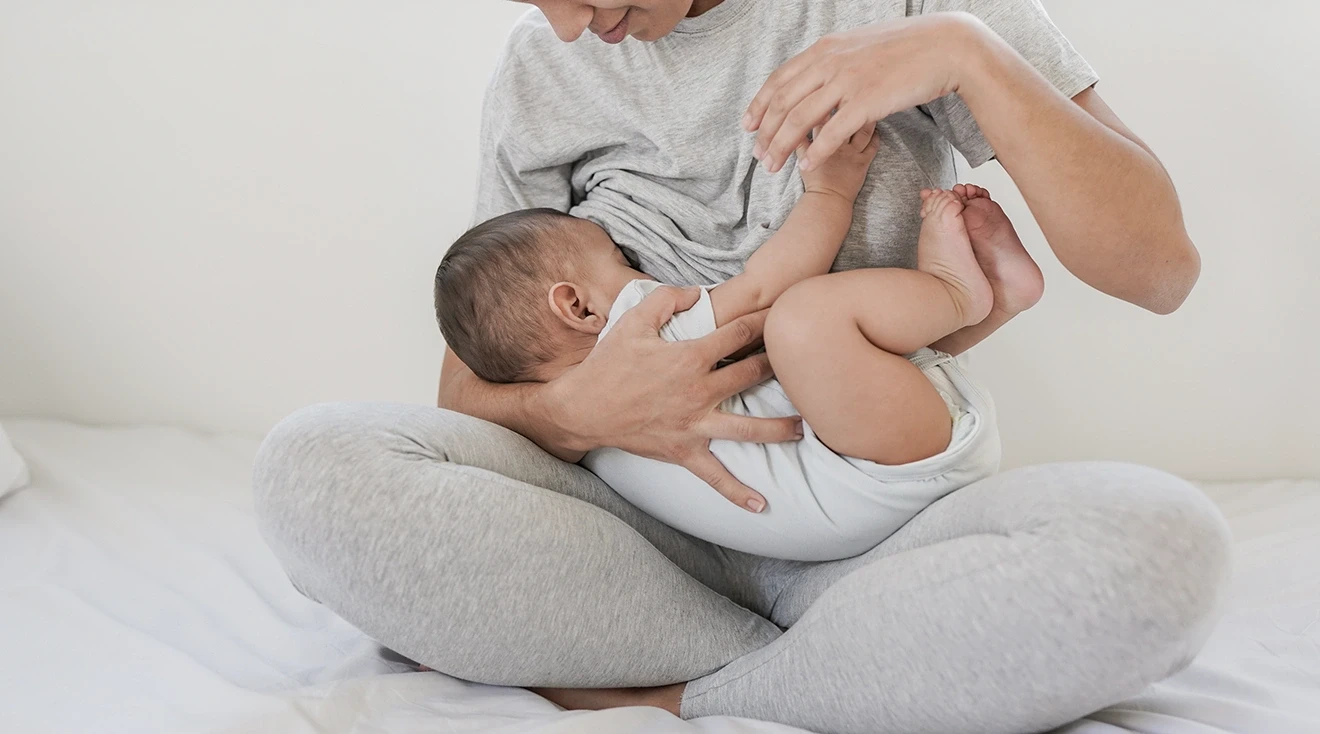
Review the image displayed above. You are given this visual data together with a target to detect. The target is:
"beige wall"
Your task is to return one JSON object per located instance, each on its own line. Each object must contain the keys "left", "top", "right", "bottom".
{"left": 1, "top": 1, "right": 1315, "bottom": 480}
{"left": 965, "top": 1, "right": 1319, "bottom": 479}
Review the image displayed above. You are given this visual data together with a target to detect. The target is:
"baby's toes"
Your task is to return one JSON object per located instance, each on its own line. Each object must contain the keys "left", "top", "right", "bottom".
{"left": 936, "top": 192, "right": 965, "bottom": 220}
{"left": 920, "top": 190, "right": 939, "bottom": 216}
{"left": 927, "top": 194, "right": 948, "bottom": 218}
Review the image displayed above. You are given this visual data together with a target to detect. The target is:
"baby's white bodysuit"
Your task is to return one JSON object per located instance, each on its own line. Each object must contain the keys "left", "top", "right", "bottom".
{"left": 582, "top": 280, "right": 1002, "bottom": 562}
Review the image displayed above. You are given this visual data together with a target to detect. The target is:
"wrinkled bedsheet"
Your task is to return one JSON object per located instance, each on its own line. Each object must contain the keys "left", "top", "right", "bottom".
{"left": 1, "top": 419, "right": 1316, "bottom": 733}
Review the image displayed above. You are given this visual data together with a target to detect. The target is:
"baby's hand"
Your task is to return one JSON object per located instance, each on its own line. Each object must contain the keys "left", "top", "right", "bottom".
{"left": 798, "top": 122, "right": 879, "bottom": 202}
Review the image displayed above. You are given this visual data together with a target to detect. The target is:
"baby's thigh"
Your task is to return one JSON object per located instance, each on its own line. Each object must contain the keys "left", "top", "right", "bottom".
{"left": 764, "top": 275, "right": 949, "bottom": 464}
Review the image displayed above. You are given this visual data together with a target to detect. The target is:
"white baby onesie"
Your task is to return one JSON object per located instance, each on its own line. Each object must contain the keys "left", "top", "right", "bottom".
{"left": 582, "top": 279, "right": 1002, "bottom": 562}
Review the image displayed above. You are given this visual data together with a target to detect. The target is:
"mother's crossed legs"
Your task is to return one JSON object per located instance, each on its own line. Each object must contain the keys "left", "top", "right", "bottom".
{"left": 253, "top": 402, "right": 1231, "bottom": 734}
{"left": 683, "top": 461, "right": 1231, "bottom": 733}
{"left": 252, "top": 402, "right": 779, "bottom": 687}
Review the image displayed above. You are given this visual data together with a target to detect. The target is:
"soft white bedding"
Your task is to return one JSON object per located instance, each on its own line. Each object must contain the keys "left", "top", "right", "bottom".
{"left": 0, "top": 422, "right": 29, "bottom": 497}
{"left": 0, "top": 418, "right": 1316, "bottom": 734}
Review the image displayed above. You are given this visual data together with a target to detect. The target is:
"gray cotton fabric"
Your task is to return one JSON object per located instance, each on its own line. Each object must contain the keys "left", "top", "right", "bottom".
{"left": 472, "top": 0, "right": 1098, "bottom": 285}
{"left": 250, "top": 3, "right": 1226, "bottom": 733}
{"left": 253, "top": 403, "right": 1231, "bottom": 734}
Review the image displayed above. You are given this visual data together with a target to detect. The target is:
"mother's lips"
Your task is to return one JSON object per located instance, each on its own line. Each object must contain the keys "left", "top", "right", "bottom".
{"left": 596, "top": 14, "right": 630, "bottom": 44}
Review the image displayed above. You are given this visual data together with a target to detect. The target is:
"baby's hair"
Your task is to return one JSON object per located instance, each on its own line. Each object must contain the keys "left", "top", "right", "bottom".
{"left": 435, "top": 208, "right": 579, "bottom": 384}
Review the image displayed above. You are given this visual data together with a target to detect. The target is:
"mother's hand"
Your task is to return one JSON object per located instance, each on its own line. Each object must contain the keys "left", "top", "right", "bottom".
{"left": 550, "top": 286, "right": 801, "bottom": 513}
{"left": 744, "top": 12, "right": 988, "bottom": 174}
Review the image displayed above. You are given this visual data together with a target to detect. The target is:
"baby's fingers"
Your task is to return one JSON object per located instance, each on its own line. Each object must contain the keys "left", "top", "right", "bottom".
{"left": 847, "top": 122, "right": 878, "bottom": 153}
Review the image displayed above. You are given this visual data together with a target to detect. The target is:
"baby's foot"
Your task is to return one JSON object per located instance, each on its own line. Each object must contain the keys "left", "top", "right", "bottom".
{"left": 952, "top": 184, "right": 1045, "bottom": 317}
{"left": 918, "top": 189, "right": 994, "bottom": 327}
{"left": 533, "top": 684, "right": 685, "bottom": 715}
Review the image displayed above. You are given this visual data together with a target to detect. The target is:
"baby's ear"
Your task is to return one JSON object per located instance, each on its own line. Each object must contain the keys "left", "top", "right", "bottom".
{"left": 548, "top": 282, "right": 605, "bottom": 335}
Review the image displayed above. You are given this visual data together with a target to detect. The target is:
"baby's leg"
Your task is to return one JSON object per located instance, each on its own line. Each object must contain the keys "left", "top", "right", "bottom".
{"left": 764, "top": 190, "right": 992, "bottom": 465}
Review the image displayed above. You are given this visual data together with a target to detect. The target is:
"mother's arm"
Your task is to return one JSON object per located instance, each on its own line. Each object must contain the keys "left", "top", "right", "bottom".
{"left": 745, "top": 12, "right": 1198, "bottom": 314}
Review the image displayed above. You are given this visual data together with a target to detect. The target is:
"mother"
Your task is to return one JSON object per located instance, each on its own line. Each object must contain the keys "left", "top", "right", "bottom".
{"left": 253, "top": 2, "right": 1231, "bottom": 733}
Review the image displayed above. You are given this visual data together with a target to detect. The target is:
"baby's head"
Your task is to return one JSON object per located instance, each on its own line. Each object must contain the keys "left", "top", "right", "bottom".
{"left": 435, "top": 209, "right": 647, "bottom": 384}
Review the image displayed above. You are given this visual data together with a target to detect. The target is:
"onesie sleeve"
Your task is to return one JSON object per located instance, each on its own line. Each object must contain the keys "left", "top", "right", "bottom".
{"left": 598, "top": 280, "right": 719, "bottom": 344}
{"left": 913, "top": 0, "right": 1099, "bottom": 167}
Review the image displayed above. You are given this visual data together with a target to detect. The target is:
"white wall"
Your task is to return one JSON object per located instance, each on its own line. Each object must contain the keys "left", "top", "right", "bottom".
{"left": 966, "top": 1, "right": 1320, "bottom": 479}
{"left": 0, "top": 1, "right": 526, "bottom": 435}
{"left": 1, "top": 1, "right": 1316, "bottom": 480}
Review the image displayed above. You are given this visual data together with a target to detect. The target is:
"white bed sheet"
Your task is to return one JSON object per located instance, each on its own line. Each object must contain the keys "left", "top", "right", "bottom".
{"left": 0, "top": 419, "right": 1315, "bottom": 734}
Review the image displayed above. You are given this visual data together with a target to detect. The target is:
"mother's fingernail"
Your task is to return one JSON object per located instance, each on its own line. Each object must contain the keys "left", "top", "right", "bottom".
{"left": 741, "top": 113, "right": 753, "bottom": 130}
{"left": 798, "top": 157, "right": 812, "bottom": 172}
{"left": 752, "top": 143, "right": 765, "bottom": 160}
{"left": 747, "top": 498, "right": 766, "bottom": 513}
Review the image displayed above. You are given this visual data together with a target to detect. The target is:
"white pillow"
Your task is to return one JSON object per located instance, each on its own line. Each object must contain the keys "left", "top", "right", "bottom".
{"left": 0, "top": 422, "right": 30, "bottom": 498}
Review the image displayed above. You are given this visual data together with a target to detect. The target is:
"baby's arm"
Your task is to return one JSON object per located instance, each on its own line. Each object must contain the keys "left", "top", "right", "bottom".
{"left": 710, "top": 125, "right": 879, "bottom": 327}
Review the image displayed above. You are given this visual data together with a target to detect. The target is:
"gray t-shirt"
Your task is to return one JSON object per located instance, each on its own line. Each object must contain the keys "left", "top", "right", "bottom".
{"left": 473, "top": 0, "right": 1098, "bottom": 286}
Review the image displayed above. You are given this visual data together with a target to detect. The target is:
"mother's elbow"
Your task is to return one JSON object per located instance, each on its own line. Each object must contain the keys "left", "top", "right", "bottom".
{"left": 1140, "top": 236, "right": 1201, "bottom": 315}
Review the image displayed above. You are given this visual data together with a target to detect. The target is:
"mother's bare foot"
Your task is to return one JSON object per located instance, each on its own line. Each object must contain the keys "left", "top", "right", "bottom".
{"left": 532, "top": 683, "right": 685, "bottom": 716}
{"left": 952, "top": 184, "right": 1045, "bottom": 317}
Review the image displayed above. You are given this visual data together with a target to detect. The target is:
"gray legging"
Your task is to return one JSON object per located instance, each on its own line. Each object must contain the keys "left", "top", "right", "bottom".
{"left": 252, "top": 402, "right": 1232, "bottom": 734}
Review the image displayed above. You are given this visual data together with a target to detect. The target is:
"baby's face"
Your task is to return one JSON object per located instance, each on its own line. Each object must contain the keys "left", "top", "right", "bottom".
{"left": 566, "top": 217, "right": 651, "bottom": 307}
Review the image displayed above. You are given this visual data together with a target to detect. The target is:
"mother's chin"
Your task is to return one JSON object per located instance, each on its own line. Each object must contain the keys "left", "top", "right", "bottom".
{"left": 522, "top": 0, "right": 722, "bottom": 45}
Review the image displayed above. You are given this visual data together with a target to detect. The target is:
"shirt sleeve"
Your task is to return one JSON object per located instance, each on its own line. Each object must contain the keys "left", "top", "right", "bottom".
{"left": 598, "top": 281, "right": 719, "bottom": 344}
{"left": 914, "top": 0, "right": 1100, "bottom": 168}
{"left": 470, "top": 30, "right": 575, "bottom": 225}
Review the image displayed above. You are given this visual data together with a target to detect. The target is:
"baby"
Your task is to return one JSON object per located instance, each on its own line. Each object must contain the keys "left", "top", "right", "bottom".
{"left": 436, "top": 129, "right": 1031, "bottom": 561}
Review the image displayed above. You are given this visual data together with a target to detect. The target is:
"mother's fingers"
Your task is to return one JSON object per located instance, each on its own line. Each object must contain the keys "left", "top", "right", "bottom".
{"left": 708, "top": 351, "right": 774, "bottom": 399}
{"left": 701, "top": 410, "right": 802, "bottom": 445}
{"left": 680, "top": 448, "right": 768, "bottom": 513}
{"left": 761, "top": 85, "right": 843, "bottom": 173}
{"left": 752, "top": 69, "right": 827, "bottom": 160}
{"left": 743, "top": 42, "right": 824, "bottom": 132}
{"left": 695, "top": 309, "right": 769, "bottom": 363}
{"left": 615, "top": 285, "right": 701, "bottom": 337}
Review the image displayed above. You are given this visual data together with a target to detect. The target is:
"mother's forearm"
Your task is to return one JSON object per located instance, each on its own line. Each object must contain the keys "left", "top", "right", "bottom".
{"left": 955, "top": 18, "right": 1199, "bottom": 314}
{"left": 440, "top": 348, "right": 587, "bottom": 463}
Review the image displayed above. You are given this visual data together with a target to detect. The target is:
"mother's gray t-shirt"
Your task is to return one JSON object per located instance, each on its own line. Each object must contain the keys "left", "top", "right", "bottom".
{"left": 472, "top": 0, "right": 1097, "bottom": 286}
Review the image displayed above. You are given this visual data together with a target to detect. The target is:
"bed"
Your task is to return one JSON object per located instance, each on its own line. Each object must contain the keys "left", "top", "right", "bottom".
{"left": 1, "top": 418, "right": 1316, "bottom": 734}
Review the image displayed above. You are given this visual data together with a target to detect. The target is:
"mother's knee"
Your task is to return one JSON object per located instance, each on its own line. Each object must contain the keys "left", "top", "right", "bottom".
{"left": 1122, "top": 466, "right": 1231, "bottom": 666}
{"left": 252, "top": 403, "right": 468, "bottom": 574}
{"left": 254, "top": 402, "right": 397, "bottom": 518}
{"left": 1041, "top": 462, "right": 1233, "bottom": 675}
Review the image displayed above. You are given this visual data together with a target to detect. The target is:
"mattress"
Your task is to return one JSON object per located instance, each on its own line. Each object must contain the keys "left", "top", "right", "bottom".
{"left": 0, "top": 418, "right": 1316, "bottom": 734}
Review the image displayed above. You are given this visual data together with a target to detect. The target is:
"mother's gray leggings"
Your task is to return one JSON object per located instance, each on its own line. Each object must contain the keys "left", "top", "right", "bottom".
{"left": 252, "top": 403, "right": 1232, "bottom": 734}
